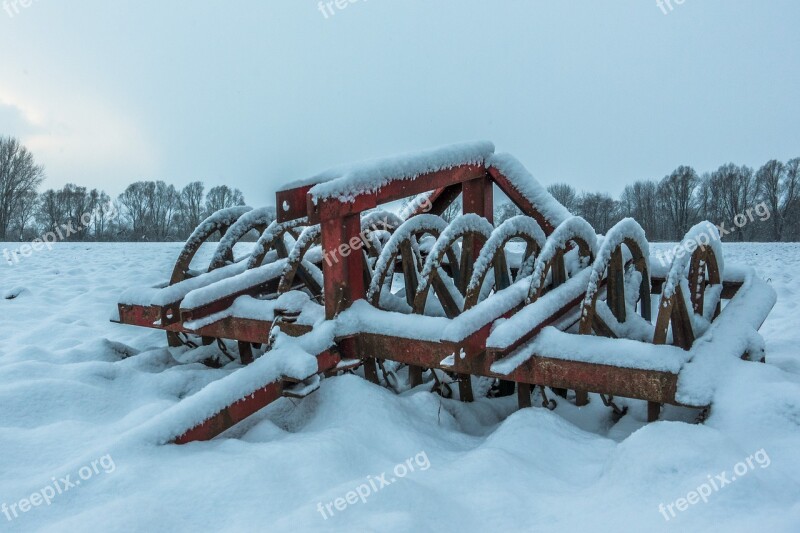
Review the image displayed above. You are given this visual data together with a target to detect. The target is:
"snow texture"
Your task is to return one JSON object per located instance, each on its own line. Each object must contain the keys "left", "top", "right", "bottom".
{"left": 528, "top": 216, "right": 598, "bottom": 299}
{"left": 675, "top": 266, "right": 777, "bottom": 406}
{"left": 466, "top": 215, "right": 547, "bottom": 295}
{"left": 492, "top": 327, "right": 692, "bottom": 375}
{"left": 183, "top": 206, "right": 252, "bottom": 254}
{"left": 488, "top": 267, "right": 593, "bottom": 350}
{"left": 662, "top": 221, "right": 725, "bottom": 299}
{"left": 0, "top": 241, "right": 796, "bottom": 532}
{"left": 583, "top": 218, "right": 650, "bottom": 310}
{"left": 184, "top": 293, "right": 325, "bottom": 331}
{"left": 416, "top": 213, "right": 494, "bottom": 295}
{"left": 305, "top": 141, "right": 495, "bottom": 203}
{"left": 209, "top": 206, "right": 277, "bottom": 269}
{"left": 180, "top": 259, "right": 288, "bottom": 310}
{"left": 366, "top": 214, "right": 449, "bottom": 302}
{"left": 487, "top": 153, "right": 573, "bottom": 227}
{"left": 246, "top": 218, "right": 308, "bottom": 269}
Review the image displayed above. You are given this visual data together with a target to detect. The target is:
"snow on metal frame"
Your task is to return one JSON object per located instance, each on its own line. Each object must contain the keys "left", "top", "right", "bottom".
{"left": 209, "top": 206, "right": 277, "bottom": 269}
{"left": 466, "top": 215, "right": 547, "bottom": 296}
{"left": 366, "top": 214, "right": 449, "bottom": 302}
{"left": 416, "top": 213, "right": 495, "bottom": 295}
{"left": 305, "top": 141, "right": 495, "bottom": 203}
{"left": 583, "top": 217, "right": 650, "bottom": 310}
{"left": 487, "top": 153, "right": 573, "bottom": 228}
{"left": 527, "top": 216, "right": 598, "bottom": 299}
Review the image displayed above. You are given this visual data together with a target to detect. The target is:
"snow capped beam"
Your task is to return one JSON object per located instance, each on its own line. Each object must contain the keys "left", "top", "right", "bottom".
{"left": 292, "top": 142, "right": 494, "bottom": 222}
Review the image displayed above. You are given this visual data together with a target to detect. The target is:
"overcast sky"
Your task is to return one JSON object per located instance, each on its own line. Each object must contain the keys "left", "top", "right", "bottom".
{"left": 1, "top": 0, "right": 798, "bottom": 206}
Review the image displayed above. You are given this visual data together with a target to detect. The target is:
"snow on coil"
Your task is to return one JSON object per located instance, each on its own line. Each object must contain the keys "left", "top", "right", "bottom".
{"left": 417, "top": 213, "right": 494, "bottom": 295}
{"left": 467, "top": 215, "right": 547, "bottom": 295}
{"left": 583, "top": 218, "right": 650, "bottom": 309}
{"left": 528, "top": 216, "right": 598, "bottom": 299}
{"left": 183, "top": 206, "right": 251, "bottom": 253}
{"left": 662, "top": 221, "right": 725, "bottom": 300}
{"left": 367, "top": 214, "right": 449, "bottom": 302}
{"left": 209, "top": 206, "right": 277, "bottom": 269}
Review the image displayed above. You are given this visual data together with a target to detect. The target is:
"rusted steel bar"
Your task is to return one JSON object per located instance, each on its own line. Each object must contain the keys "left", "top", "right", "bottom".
{"left": 505, "top": 356, "right": 682, "bottom": 405}
{"left": 174, "top": 381, "right": 283, "bottom": 444}
{"left": 173, "top": 349, "right": 341, "bottom": 444}
{"left": 352, "top": 329, "right": 685, "bottom": 405}
{"left": 308, "top": 164, "right": 486, "bottom": 223}
{"left": 116, "top": 303, "right": 312, "bottom": 343}
{"left": 487, "top": 166, "right": 556, "bottom": 235}
{"left": 276, "top": 184, "right": 314, "bottom": 223}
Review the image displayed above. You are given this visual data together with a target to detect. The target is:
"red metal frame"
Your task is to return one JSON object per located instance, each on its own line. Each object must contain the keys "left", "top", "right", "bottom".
{"left": 114, "top": 152, "right": 763, "bottom": 444}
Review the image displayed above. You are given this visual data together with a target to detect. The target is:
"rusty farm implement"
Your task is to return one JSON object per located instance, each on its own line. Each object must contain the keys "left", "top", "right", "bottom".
{"left": 114, "top": 142, "right": 777, "bottom": 444}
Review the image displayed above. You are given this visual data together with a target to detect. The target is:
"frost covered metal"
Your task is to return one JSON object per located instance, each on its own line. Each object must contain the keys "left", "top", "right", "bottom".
{"left": 114, "top": 142, "right": 776, "bottom": 443}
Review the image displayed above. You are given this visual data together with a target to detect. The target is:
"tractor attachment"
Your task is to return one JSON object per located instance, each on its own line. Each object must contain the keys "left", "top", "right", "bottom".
{"left": 114, "top": 142, "right": 776, "bottom": 444}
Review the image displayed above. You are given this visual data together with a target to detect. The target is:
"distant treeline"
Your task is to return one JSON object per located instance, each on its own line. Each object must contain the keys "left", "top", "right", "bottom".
{"left": 1, "top": 136, "right": 798, "bottom": 242}
{"left": 496, "top": 158, "right": 799, "bottom": 242}
{"left": 0, "top": 136, "right": 246, "bottom": 242}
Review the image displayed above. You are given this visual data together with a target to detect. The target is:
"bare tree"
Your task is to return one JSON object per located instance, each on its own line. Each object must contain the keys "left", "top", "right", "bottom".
{"left": 547, "top": 183, "right": 579, "bottom": 213}
{"left": 12, "top": 189, "right": 39, "bottom": 239}
{"left": 87, "top": 188, "right": 112, "bottom": 240}
{"left": 578, "top": 192, "right": 617, "bottom": 233}
{"left": 619, "top": 180, "right": 661, "bottom": 239}
{"left": 118, "top": 182, "right": 150, "bottom": 239}
{"left": 440, "top": 196, "right": 462, "bottom": 223}
{"left": 205, "top": 185, "right": 245, "bottom": 215}
{"left": 496, "top": 201, "right": 521, "bottom": 224}
{"left": 0, "top": 137, "right": 45, "bottom": 239}
{"left": 709, "top": 164, "right": 758, "bottom": 241}
{"left": 148, "top": 181, "right": 180, "bottom": 240}
{"left": 658, "top": 166, "right": 698, "bottom": 240}
{"left": 179, "top": 181, "right": 205, "bottom": 235}
{"left": 36, "top": 189, "right": 68, "bottom": 235}
{"left": 757, "top": 159, "right": 799, "bottom": 241}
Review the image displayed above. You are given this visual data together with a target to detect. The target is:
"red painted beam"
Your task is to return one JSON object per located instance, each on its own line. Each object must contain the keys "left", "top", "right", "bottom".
{"left": 276, "top": 185, "right": 314, "bottom": 223}
{"left": 173, "top": 381, "right": 284, "bottom": 444}
{"left": 351, "top": 328, "right": 682, "bottom": 405}
{"left": 320, "top": 215, "right": 364, "bottom": 320}
{"left": 406, "top": 184, "right": 463, "bottom": 219}
{"left": 117, "top": 303, "right": 312, "bottom": 342}
{"left": 173, "top": 349, "right": 341, "bottom": 444}
{"left": 508, "top": 355, "right": 681, "bottom": 405}
{"left": 307, "top": 164, "right": 486, "bottom": 223}
{"left": 486, "top": 291, "right": 586, "bottom": 359}
{"left": 487, "top": 166, "right": 556, "bottom": 235}
{"left": 117, "top": 304, "right": 185, "bottom": 332}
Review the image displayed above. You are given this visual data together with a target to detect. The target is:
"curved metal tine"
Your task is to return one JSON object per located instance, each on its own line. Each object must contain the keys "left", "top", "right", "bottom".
{"left": 294, "top": 263, "right": 323, "bottom": 298}
{"left": 671, "top": 284, "right": 695, "bottom": 349}
{"left": 550, "top": 248, "right": 567, "bottom": 288}
{"left": 635, "top": 256, "right": 652, "bottom": 322}
{"left": 606, "top": 247, "right": 626, "bottom": 323}
{"left": 399, "top": 241, "right": 420, "bottom": 308}
{"left": 493, "top": 249, "right": 512, "bottom": 291}
{"left": 429, "top": 272, "right": 461, "bottom": 318}
{"left": 457, "top": 236, "right": 472, "bottom": 294}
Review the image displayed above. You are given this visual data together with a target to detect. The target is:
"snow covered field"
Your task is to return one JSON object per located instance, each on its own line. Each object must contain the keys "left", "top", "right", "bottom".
{"left": 0, "top": 242, "right": 798, "bottom": 532}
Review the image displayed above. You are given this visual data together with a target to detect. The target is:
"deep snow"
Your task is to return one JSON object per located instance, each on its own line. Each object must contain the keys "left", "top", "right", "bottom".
{"left": 0, "top": 242, "right": 798, "bottom": 532}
